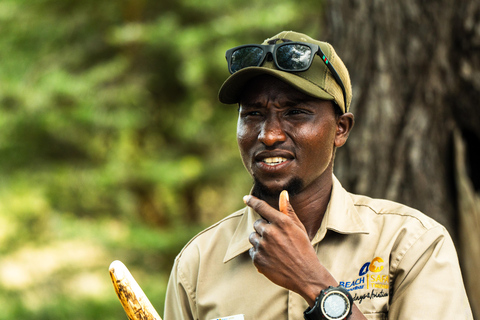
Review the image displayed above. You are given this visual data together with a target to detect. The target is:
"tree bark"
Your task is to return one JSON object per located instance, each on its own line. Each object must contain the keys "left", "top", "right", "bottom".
{"left": 323, "top": 0, "right": 480, "bottom": 317}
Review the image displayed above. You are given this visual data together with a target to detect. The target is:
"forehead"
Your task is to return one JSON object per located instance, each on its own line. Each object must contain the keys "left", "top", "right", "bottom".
{"left": 239, "top": 75, "right": 319, "bottom": 106}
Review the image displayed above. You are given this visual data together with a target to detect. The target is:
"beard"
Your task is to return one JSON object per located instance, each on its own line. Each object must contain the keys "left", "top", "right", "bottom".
{"left": 251, "top": 177, "right": 304, "bottom": 200}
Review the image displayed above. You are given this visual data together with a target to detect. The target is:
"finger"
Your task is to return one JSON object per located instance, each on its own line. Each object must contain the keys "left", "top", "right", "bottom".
{"left": 248, "top": 247, "right": 265, "bottom": 273}
{"left": 253, "top": 218, "right": 269, "bottom": 235}
{"left": 283, "top": 192, "right": 296, "bottom": 217}
{"left": 279, "top": 190, "right": 289, "bottom": 215}
{"left": 249, "top": 231, "right": 260, "bottom": 247}
{"left": 248, "top": 239, "right": 266, "bottom": 273}
{"left": 248, "top": 247, "right": 256, "bottom": 260}
{"left": 243, "top": 195, "right": 282, "bottom": 223}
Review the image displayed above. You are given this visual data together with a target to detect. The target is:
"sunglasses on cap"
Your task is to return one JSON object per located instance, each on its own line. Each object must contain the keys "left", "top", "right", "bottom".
{"left": 225, "top": 40, "right": 347, "bottom": 110}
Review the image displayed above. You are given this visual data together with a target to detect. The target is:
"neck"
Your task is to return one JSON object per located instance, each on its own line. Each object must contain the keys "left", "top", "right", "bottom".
{"left": 260, "top": 171, "right": 334, "bottom": 241}
{"left": 290, "top": 176, "right": 333, "bottom": 240}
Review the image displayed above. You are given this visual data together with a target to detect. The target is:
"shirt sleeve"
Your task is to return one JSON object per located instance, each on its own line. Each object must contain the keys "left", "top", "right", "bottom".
{"left": 388, "top": 225, "right": 473, "bottom": 319}
{"left": 163, "top": 256, "right": 197, "bottom": 320}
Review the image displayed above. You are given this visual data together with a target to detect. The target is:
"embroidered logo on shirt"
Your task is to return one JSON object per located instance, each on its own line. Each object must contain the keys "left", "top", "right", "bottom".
{"left": 339, "top": 256, "right": 390, "bottom": 296}
{"left": 352, "top": 289, "right": 389, "bottom": 304}
{"left": 211, "top": 314, "right": 245, "bottom": 320}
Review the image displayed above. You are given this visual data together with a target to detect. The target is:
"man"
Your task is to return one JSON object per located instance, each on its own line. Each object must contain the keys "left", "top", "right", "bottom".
{"left": 164, "top": 31, "right": 473, "bottom": 319}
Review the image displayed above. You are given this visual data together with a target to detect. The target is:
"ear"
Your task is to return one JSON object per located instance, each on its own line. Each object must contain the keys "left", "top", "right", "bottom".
{"left": 334, "top": 112, "right": 354, "bottom": 147}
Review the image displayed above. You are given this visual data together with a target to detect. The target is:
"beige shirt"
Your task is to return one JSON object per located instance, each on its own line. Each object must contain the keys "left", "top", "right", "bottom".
{"left": 164, "top": 176, "right": 473, "bottom": 320}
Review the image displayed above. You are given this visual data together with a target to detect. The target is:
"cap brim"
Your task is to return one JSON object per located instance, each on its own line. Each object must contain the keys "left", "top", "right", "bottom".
{"left": 218, "top": 67, "right": 335, "bottom": 104}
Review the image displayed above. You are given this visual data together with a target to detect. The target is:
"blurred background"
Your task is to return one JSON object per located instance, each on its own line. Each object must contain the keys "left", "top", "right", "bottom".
{"left": 0, "top": 0, "right": 479, "bottom": 319}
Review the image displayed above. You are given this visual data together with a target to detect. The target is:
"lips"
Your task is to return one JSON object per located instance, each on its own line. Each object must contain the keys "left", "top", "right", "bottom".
{"left": 254, "top": 150, "right": 295, "bottom": 171}
{"left": 262, "top": 157, "right": 288, "bottom": 166}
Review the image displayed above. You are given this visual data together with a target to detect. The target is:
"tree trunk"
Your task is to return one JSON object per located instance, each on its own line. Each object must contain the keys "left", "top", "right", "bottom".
{"left": 323, "top": 0, "right": 480, "bottom": 317}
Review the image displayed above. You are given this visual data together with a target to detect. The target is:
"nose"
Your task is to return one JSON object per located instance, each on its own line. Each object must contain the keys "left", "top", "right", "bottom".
{"left": 258, "top": 116, "right": 286, "bottom": 147}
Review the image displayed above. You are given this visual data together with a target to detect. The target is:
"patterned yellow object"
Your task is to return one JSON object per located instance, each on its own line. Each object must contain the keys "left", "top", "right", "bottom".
{"left": 109, "top": 260, "right": 162, "bottom": 320}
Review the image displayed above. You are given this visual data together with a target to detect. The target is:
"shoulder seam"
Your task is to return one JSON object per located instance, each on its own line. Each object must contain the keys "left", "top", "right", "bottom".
{"left": 389, "top": 225, "right": 446, "bottom": 294}
{"left": 177, "top": 259, "right": 197, "bottom": 306}
{"left": 354, "top": 203, "right": 430, "bottom": 230}
{"left": 176, "top": 208, "right": 246, "bottom": 259}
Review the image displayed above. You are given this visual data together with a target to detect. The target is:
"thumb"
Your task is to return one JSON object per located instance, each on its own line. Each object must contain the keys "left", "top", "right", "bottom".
{"left": 278, "top": 190, "right": 295, "bottom": 216}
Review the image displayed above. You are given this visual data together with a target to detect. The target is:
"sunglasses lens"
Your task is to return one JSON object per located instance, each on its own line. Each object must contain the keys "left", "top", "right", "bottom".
{"left": 276, "top": 44, "right": 313, "bottom": 71}
{"left": 230, "top": 46, "right": 264, "bottom": 73}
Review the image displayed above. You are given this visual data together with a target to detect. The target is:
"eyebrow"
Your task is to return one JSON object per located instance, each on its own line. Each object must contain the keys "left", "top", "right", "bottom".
{"left": 284, "top": 99, "right": 311, "bottom": 108}
{"left": 238, "top": 102, "right": 264, "bottom": 110}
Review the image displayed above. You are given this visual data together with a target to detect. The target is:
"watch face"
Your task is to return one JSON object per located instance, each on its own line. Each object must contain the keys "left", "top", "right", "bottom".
{"left": 322, "top": 292, "right": 349, "bottom": 319}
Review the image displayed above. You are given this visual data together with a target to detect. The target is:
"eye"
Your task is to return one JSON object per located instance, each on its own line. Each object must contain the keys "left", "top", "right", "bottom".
{"left": 240, "top": 109, "right": 262, "bottom": 118}
{"left": 287, "top": 109, "right": 305, "bottom": 115}
{"left": 286, "top": 108, "right": 311, "bottom": 117}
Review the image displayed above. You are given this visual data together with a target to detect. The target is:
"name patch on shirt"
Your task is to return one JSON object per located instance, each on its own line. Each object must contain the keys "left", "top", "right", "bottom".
{"left": 211, "top": 315, "right": 245, "bottom": 320}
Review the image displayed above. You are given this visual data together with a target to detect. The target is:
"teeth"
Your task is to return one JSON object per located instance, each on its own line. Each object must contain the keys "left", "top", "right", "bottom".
{"left": 262, "top": 157, "right": 287, "bottom": 165}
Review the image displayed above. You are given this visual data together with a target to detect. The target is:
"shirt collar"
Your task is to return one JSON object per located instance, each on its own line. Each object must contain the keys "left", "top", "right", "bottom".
{"left": 223, "top": 175, "right": 369, "bottom": 263}
{"left": 223, "top": 206, "right": 259, "bottom": 263}
{"left": 311, "top": 175, "right": 369, "bottom": 244}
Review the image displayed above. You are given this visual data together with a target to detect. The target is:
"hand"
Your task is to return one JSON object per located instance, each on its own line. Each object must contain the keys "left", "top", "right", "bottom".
{"left": 244, "top": 191, "right": 326, "bottom": 302}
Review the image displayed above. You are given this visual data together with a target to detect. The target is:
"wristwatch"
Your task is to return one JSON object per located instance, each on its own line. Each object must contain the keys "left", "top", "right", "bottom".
{"left": 304, "top": 286, "right": 353, "bottom": 320}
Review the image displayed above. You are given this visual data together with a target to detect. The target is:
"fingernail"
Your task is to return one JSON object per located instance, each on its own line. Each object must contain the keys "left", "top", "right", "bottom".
{"left": 243, "top": 195, "right": 251, "bottom": 204}
{"left": 281, "top": 190, "right": 289, "bottom": 202}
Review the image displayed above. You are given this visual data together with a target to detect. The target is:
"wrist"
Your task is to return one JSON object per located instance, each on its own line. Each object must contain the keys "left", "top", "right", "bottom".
{"left": 296, "top": 263, "right": 332, "bottom": 306}
{"left": 301, "top": 284, "right": 322, "bottom": 307}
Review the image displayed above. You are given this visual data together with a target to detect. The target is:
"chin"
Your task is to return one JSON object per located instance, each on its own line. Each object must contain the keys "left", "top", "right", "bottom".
{"left": 251, "top": 177, "right": 303, "bottom": 199}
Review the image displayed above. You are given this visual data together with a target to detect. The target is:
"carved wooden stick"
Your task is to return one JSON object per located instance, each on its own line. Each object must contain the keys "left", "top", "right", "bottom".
{"left": 109, "top": 260, "right": 162, "bottom": 320}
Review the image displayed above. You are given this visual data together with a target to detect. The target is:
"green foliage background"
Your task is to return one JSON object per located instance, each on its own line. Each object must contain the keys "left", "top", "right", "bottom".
{"left": 0, "top": 0, "right": 323, "bottom": 318}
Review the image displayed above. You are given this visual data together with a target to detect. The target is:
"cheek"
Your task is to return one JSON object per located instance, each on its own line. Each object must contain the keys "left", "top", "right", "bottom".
{"left": 237, "top": 125, "right": 254, "bottom": 168}
{"left": 236, "top": 124, "right": 250, "bottom": 152}
{"left": 237, "top": 119, "right": 259, "bottom": 148}
{"left": 236, "top": 117, "right": 249, "bottom": 140}
{"left": 298, "top": 125, "right": 336, "bottom": 157}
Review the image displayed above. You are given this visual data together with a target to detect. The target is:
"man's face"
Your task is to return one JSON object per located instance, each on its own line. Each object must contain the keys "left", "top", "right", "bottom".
{"left": 237, "top": 75, "right": 344, "bottom": 200}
